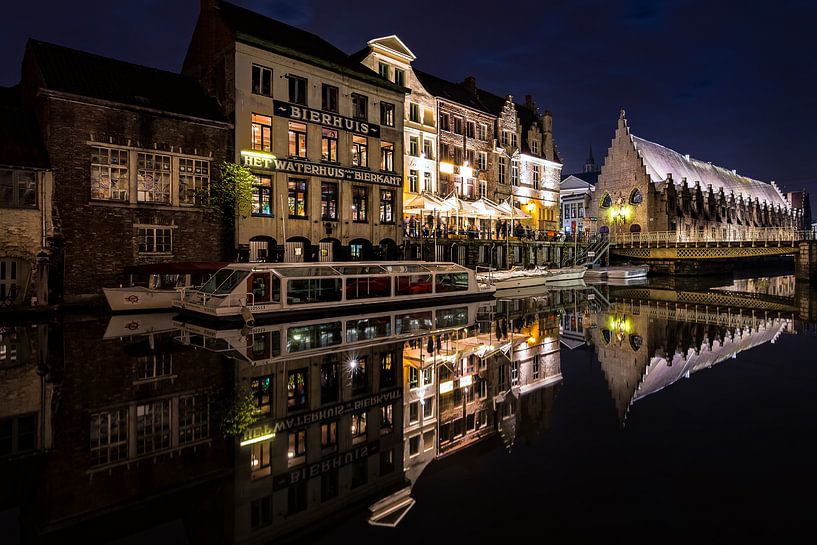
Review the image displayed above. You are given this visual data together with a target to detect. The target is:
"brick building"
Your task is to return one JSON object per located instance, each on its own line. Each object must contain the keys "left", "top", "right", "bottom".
{"left": 0, "top": 86, "right": 53, "bottom": 306}
{"left": 184, "top": 1, "right": 408, "bottom": 263}
{"left": 18, "top": 40, "right": 232, "bottom": 302}
{"left": 589, "top": 111, "right": 801, "bottom": 238}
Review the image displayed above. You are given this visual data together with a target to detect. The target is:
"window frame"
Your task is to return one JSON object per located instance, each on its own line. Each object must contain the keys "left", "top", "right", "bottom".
{"left": 287, "top": 179, "right": 308, "bottom": 219}
{"left": 288, "top": 75, "right": 308, "bottom": 106}
{"left": 251, "top": 64, "right": 272, "bottom": 97}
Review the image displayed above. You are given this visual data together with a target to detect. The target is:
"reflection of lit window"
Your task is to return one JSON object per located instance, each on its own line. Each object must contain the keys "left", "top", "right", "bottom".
{"left": 629, "top": 334, "right": 643, "bottom": 351}
{"left": 601, "top": 193, "right": 612, "bottom": 208}
{"left": 321, "top": 420, "right": 338, "bottom": 449}
{"left": 351, "top": 411, "right": 367, "bottom": 444}
{"left": 287, "top": 369, "right": 307, "bottom": 411}
{"left": 288, "top": 429, "right": 306, "bottom": 466}
{"left": 601, "top": 329, "right": 611, "bottom": 344}
{"left": 381, "top": 404, "right": 393, "bottom": 434}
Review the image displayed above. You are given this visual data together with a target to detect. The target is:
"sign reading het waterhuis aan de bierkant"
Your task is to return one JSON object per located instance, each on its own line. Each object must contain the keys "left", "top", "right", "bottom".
{"left": 240, "top": 151, "right": 402, "bottom": 187}
{"left": 273, "top": 100, "right": 380, "bottom": 138}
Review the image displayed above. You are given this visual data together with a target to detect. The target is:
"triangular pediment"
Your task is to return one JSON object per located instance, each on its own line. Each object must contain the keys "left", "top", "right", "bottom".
{"left": 367, "top": 35, "right": 416, "bottom": 61}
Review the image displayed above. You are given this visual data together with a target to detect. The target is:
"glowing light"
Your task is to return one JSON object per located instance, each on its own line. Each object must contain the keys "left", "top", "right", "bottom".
{"left": 460, "top": 166, "right": 473, "bottom": 177}
{"left": 459, "top": 375, "right": 473, "bottom": 387}
{"left": 349, "top": 359, "right": 358, "bottom": 369}
{"left": 240, "top": 432, "right": 275, "bottom": 446}
{"left": 440, "top": 162, "right": 454, "bottom": 174}
{"left": 527, "top": 336, "right": 537, "bottom": 344}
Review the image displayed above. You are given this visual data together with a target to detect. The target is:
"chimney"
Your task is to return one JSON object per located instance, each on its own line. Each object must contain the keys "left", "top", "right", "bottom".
{"left": 463, "top": 76, "right": 477, "bottom": 95}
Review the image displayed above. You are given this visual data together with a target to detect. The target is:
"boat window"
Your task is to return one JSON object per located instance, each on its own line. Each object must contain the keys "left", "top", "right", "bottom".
{"left": 436, "top": 307, "right": 469, "bottom": 328}
{"left": 435, "top": 273, "right": 469, "bottom": 292}
{"left": 276, "top": 267, "right": 341, "bottom": 277}
{"left": 199, "top": 269, "right": 249, "bottom": 295}
{"left": 346, "top": 316, "right": 392, "bottom": 343}
{"left": 287, "top": 278, "right": 342, "bottom": 305}
{"left": 346, "top": 276, "right": 391, "bottom": 299}
{"left": 249, "top": 273, "right": 278, "bottom": 304}
{"left": 287, "top": 322, "right": 342, "bottom": 353}
{"left": 395, "top": 311, "right": 433, "bottom": 334}
{"left": 334, "top": 265, "right": 387, "bottom": 275}
{"left": 395, "top": 274, "right": 433, "bottom": 296}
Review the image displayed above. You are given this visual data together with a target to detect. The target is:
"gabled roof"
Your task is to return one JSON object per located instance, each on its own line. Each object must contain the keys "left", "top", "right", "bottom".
{"left": 0, "top": 86, "right": 50, "bottom": 169}
{"left": 218, "top": 1, "right": 405, "bottom": 93}
{"left": 560, "top": 175, "right": 596, "bottom": 191}
{"left": 632, "top": 135, "right": 788, "bottom": 207}
{"left": 561, "top": 171, "right": 599, "bottom": 185}
{"left": 26, "top": 40, "right": 226, "bottom": 122}
{"left": 412, "top": 69, "right": 493, "bottom": 115}
{"left": 366, "top": 35, "right": 416, "bottom": 61}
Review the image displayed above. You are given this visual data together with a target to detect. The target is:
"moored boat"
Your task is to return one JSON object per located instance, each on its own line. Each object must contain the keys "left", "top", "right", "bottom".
{"left": 103, "top": 261, "right": 229, "bottom": 312}
{"left": 476, "top": 265, "right": 586, "bottom": 290}
{"left": 606, "top": 264, "right": 649, "bottom": 279}
{"left": 173, "top": 261, "right": 496, "bottom": 323}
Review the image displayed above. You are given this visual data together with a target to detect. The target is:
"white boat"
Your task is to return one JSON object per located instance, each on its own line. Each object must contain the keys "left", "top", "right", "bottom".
{"left": 103, "top": 261, "right": 228, "bottom": 312}
{"left": 476, "top": 265, "right": 586, "bottom": 290}
{"left": 606, "top": 265, "right": 649, "bottom": 279}
{"left": 174, "top": 261, "right": 496, "bottom": 323}
{"left": 581, "top": 265, "right": 649, "bottom": 281}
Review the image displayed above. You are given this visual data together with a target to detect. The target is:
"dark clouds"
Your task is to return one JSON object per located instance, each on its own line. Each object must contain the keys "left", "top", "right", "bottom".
{"left": 1, "top": 0, "right": 814, "bottom": 197}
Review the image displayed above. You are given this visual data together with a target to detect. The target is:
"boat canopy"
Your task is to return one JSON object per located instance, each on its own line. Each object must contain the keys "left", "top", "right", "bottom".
{"left": 124, "top": 261, "right": 231, "bottom": 275}
{"left": 243, "top": 262, "right": 471, "bottom": 278}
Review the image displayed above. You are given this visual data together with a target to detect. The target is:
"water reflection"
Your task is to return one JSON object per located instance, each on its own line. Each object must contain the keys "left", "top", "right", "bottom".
{"left": 1, "top": 274, "right": 816, "bottom": 543}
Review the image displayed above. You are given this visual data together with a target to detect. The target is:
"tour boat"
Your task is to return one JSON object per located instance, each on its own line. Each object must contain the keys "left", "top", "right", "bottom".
{"left": 476, "top": 265, "right": 587, "bottom": 291}
{"left": 103, "top": 261, "right": 229, "bottom": 312}
{"left": 173, "top": 261, "right": 496, "bottom": 323}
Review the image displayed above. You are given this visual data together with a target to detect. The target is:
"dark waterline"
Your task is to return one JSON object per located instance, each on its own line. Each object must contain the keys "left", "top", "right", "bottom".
{"left": 2, "top": 272, "right": 816, "bottom": 544}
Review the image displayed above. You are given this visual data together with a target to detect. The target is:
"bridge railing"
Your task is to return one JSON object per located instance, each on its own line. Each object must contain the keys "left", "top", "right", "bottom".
{"left": 610, "top": 228, "right": 814, "bottom": 247}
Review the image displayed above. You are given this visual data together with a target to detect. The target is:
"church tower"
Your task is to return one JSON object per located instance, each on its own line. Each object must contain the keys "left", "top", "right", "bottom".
{"left": 584, "top": 145, "right": 599, "bottom": 173}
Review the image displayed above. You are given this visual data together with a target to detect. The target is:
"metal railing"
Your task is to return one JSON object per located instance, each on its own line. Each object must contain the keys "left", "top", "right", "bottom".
{"left": 609, "top": 228, "right": 814, "bottom": 248}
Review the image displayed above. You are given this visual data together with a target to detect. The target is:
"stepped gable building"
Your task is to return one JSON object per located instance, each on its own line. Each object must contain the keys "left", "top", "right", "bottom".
{"left": 480, "top": 91, "right": 561, "bottom": 232}
{"left": 184, "top": 1, "right": 408, "bottom": 263}
{"left": 354, "top": 36, "right": 439, "bottom": 211}
{"left": 0, "top": 85, "right": 53, "bottom": 306}
{"left": 589, "top": 111, "right": 800, "bottom": 237}
{"left": 18, "top": 40, "right": 231, "bottom": 302}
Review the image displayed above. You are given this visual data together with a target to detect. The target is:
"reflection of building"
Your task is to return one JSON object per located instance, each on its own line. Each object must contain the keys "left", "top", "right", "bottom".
{"left": 589, "top": 111, "right": 801, "bottom": 237}
{"left": 0, "top": 86, "right": 53, "bottom": 306}
{"left": 184, "top": 1, "right": 407, "bottom": 263}
{"left": 589, "top": 296, "right": 792, "bottom": 422}
{"left": 1, "top": 314, "right": 230, "bottom": 543}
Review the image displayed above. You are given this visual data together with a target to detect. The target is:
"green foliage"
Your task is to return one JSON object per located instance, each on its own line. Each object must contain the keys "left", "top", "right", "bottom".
{"left": 197, "top": 161, "right": 254, "bottom": 225}
{"left": 221, "top": 386, "right": 261, "bottom": 438}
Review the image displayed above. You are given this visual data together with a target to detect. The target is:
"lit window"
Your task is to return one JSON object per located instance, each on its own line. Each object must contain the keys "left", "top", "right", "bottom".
{"left": 287, "top": 180, "right": 308, "bottom": 218}
{"left": 379, "top": 190, "right": 394, "bottom": 223}
{"left": 380, "top": 141, "right": 394, "bottom": 172}
{"left": 321, "top": 128, "right": 338, "bottom": 162}
{"left": 380, "top": 102, "right": 395, "bottom": 127}
{"left": 252, "top": 175, "right": 272, "bottom": 216}
{"left": 288, "top": 121, "right": 307, "bottom": 158}
{"left": 352, "top": 136, "right": 368, "bottom": 167}
{"left": 352, "top": 185, "right": 368, "bottom": 222}
{"left": 321, "top": 182, "right": 338, "bottom": 220}
{"left": 251, "top": 114, "right": 272, "bottom": 152}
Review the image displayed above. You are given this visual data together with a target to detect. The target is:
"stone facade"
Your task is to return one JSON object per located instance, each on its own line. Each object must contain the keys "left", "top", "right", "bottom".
{"left": 184, "top": 2, "right": 407, "bottom": 263}
{"left": 589, "top": 111, "right": 800, "bottom": 238}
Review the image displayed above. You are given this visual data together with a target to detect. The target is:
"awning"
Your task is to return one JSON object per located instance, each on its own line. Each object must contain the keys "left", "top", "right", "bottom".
{"left": 496, "top": 199, "right": 532, "bottom": 219}
{"left": 403, "top": 192, "right": 447, "bottom": 214}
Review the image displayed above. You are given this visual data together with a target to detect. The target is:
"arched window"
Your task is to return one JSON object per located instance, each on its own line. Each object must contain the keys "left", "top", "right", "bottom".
{"left": 600, "top": 193, "right": 612, "bottom": 208}
{"left": 629, "top": 188, "right": 643, "bottom": 204}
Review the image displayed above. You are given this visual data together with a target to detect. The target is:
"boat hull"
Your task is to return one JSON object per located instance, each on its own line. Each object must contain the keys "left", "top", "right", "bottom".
{"left": 606, "top": 266, "right": 649, "bottom": 279}
{"left": 174, "top": 290, "right": 497, "bottom": 327}
{"left": 103, "top": 287, "right": 180, "bottom": 312}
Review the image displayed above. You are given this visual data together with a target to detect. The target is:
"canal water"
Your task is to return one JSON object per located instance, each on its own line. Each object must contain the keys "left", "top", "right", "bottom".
{"left": 2, "top": 271, "right": 816, "bottom": 544}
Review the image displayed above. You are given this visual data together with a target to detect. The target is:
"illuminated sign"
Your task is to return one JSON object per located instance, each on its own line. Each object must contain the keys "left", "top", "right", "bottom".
{"left": 273, "top": 100, "right": 380, "bottom": 138}
{"left": 273, "top": 441, "right": 380, "bottom": 490}
{"left": 240, "top": 423, "right": 275, "bottom": 446}
{"left": 459, "top": 375, "right": 473, "bottom": 388}
{"left": 240, "top": 151, "right": 402, "bottom": 187}
{"left": 439, "top": 380, "right": 454, "bottom": 394}
{"left": 439, "top": 162, "right": 454, "bottom": 174}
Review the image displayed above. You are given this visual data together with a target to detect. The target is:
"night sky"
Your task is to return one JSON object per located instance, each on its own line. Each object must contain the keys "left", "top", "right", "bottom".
{"left": 2, "top": 0, "right": 815, "bottom": 201}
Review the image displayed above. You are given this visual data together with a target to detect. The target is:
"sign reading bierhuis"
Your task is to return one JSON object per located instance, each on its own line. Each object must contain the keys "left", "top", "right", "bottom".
{"left": 241, "top": 151, "right": 402, "bottom": 187}
{"left": 273, "top": 100, "right": 380, "bottom": 138}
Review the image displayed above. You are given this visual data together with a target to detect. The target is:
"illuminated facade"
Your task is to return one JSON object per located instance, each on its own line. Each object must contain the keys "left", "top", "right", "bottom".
{"left": 184, "top": 1, "right": 407, "bottom": 262}
{"left": 589, "top": 111, "right": 801, "bottom": 237}
{"left": 357, "top": 36, "right": 439, "bottom": 219}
